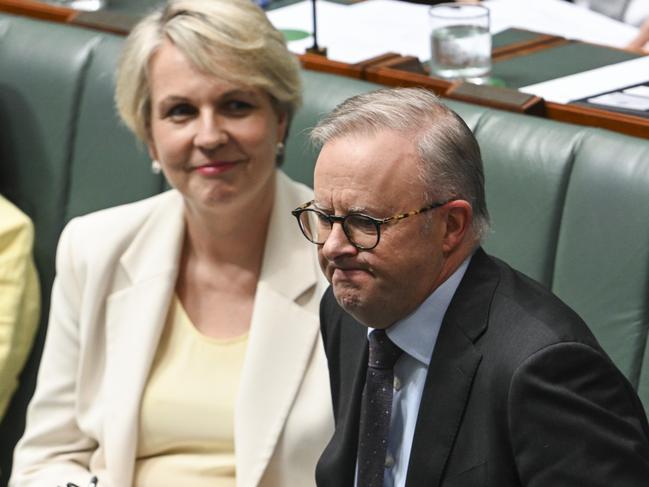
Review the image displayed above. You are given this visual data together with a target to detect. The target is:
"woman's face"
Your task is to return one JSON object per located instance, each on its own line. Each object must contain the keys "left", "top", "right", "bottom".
{"left": 147, "top": 40, "right": 287, "bottom": 214}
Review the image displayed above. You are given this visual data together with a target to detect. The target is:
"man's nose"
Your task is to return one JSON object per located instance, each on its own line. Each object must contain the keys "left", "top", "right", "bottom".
{"left": 320, "top": 222, "right": 358, "bottom": 260}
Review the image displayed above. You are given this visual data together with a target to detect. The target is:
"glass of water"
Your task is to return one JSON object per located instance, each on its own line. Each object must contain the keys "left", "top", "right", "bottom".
{"left": 429, "top": 3, "right": 491, "bottom": 82}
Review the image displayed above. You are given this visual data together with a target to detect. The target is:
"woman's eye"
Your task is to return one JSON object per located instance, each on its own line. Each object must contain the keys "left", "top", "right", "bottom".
{"left": 223, "top": 99, "right": 254, "bottom": 114}
{"left": 164, "top": 103, "right": 196, "bottom": 120}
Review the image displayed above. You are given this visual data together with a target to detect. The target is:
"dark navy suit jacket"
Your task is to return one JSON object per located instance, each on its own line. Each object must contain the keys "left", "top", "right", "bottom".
{"left": 316, "top": 248, "right": 649, "bottom": 486}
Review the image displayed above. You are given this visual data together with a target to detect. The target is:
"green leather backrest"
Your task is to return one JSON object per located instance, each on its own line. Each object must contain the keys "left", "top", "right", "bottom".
{"left": 66, "top": 34, "right": 165, "bottom": 220}
{"left": 285, "top": 70, "right": 381, "bottom": 188}
{"left": 0, "top": 17, "right": 97, "bottom": 299}
{"left": 469, "top": 112, "right": 581, "bottom": 286}
{"left": 552, "top": 130, "right": 649, "bottom": 396}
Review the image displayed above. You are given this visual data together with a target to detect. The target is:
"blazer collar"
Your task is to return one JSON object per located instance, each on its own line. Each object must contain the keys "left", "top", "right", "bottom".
{"left": 406, "top": 248, "right": 499, "bottom": 486}
{"left": 235, "top": 171, "right": 324, "bottom": 486}
{"left": 103, "top": 191, "right": 185, "bottom": 486}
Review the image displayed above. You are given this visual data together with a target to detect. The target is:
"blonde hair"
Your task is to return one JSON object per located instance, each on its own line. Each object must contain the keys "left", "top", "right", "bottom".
{"left": 115, "top": 0, "right": 302, "bottom": 143}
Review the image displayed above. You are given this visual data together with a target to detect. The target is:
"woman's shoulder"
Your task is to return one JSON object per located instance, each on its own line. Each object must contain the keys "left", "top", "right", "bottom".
{"left": 0, "top": 195, "right": 34, "bottom": 244}
{"left": 65, "top": 190, "right": 181, "bottom": 236}
{"left": 58, "top": 190, "right": 183, "bottom": 261}
{"left": 277, "top": 170, "right": 313, "bottom": 205}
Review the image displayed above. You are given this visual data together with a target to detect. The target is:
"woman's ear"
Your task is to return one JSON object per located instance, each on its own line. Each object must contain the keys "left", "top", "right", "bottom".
{"left": 276, "top": 109, "right": 288, "bottom": 143}
{"left": 147, "top": 129, "right": 158, "bottom": 161}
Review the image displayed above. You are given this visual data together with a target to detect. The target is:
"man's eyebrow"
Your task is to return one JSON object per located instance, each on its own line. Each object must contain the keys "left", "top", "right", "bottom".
{"left": 312, "top": 201, "right": 333, "bottom": 213}
{"left": 312, "top": 202, "right": 372, "bottom": 214}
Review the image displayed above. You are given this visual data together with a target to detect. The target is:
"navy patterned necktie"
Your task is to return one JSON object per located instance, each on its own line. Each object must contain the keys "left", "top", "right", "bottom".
{"left": 357, "top": 329, "right": 403, "bottom": 487}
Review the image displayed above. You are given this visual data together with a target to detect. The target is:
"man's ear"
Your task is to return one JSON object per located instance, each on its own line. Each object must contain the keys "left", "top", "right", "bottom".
{"left": 441, "top": 199, "right": 473, "bottom": 253}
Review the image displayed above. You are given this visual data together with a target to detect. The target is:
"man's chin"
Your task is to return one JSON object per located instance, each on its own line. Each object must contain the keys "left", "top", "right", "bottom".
{"left": 332, "top": 288, "right": 372, "bottom": 326}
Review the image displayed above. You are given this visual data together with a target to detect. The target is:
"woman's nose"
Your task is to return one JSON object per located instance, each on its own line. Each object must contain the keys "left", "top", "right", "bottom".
{"left": 194, "top": 113, "right": 228, "bottom": 150}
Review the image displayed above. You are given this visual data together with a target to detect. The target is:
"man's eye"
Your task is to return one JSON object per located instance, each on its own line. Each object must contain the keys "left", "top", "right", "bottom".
{"left": 347, "top": 215, "right": 377, "bottom": 235}
{"left": 164, "top": 103, "right": 197, "bottom": 120}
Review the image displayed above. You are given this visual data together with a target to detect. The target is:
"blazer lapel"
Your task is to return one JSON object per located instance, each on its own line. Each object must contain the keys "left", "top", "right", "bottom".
{"left": 406, "top": 249, "right": 498, "bottom": 487}
{"left": 321, "top": 311, "right": 368, "bottom": 486}
{"left": 103, "top": 192, "right": 185, "bottom": 487}
{"left": 235, "top": 172, "right": 324, "bottom": 487}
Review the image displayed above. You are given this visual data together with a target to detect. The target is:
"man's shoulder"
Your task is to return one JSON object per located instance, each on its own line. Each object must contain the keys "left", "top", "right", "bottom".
{"left": 474, "top": 250, "right": 602, "bottom": 360}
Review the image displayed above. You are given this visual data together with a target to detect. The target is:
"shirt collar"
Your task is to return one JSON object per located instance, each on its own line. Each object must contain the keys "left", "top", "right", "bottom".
{"left": 371, "top": 256, "right": 471, "bottom": 366}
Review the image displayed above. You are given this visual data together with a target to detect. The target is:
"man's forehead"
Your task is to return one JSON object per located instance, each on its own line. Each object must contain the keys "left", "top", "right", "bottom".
{"left": 315, "top": 130, "right": 418, "bottom": 174}
{"left": 313, "top": 130, "right": 424, "bottom": 213}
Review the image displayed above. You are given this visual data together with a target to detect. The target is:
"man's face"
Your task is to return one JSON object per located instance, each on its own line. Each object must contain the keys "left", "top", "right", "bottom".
{"left": 314, "top": 129, "right": 449, "bottom": 329}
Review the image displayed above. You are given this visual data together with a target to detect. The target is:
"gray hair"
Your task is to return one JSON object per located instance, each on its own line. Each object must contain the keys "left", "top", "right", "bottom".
{"left": 311, "top": 88, "right": 490, "bottom": 240}
{"left": 115, "top": 0, "right": 302, "bottom": 143}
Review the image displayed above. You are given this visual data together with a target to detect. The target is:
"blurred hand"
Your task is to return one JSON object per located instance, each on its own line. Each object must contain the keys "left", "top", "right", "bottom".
{"left": 627, "top": 18, "right": 649, "bottom": 52}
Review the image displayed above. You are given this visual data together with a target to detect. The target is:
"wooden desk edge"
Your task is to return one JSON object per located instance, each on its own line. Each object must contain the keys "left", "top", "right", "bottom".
{"left": 0, "top": 0, "right": 74, "bottom": 22}
{"left": 545, "top": 102, "right": 649, "bottom": 139}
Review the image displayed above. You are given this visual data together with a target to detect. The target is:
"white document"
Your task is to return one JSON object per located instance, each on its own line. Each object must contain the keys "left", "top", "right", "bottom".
{"left": 267, "top": 0, "right": 433, "bottom": 63}
{"left": 587, "top": 92, "right": 649, "bottom": 111}
{"left": 483, "top": 0, "right": 639, "bottom": 48}
{"left": 520, "top": 56, "right": 649, "bottom": 104}
{"left": 624, "top": 85, "right": 649, "bottom": 98}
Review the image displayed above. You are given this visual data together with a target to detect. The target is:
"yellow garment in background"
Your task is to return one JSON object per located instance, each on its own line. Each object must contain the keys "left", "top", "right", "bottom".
{"left": 134, "top": 296, "right": 247, "bottom": 487}
{"left": 0, "top": 195, "right": 40, "bottom": 420}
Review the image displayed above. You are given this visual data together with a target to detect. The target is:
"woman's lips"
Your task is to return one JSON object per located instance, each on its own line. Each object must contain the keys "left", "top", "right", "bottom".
{"left": 194, "top": 161, "right": 239, "bottom": 176}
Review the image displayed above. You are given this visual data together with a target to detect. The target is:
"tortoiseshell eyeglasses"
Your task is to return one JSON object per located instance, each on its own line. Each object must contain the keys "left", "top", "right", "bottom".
{"left": 291, "top": 199, "right": 452, "bottom": 250}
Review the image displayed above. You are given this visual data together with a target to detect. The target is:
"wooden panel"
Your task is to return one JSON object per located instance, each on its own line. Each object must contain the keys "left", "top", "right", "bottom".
{"left": 0, "top": 0, "right": 74, "bottom": 22}
{"left": 298, "top": 51, "right": 364, "bottom": 78}
{"left": 545, "top": 102, "right": 649, "bottom": 139}
{"left": 446, "top": 82, "right": 545, "bottom": 114}
{"left": 363, "top": 66, "right": 452, "bottom": 95}
{"left": 492, "top": 30, "right": 562, "bottom": 60}
{"left": 70, "top": 10, "right": 139, "bottom": 35}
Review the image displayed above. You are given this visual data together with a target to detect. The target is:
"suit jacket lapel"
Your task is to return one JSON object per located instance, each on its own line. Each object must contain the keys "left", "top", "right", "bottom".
{"left": 406, "top": 249, "right": 498, "bottom": 486}
{"left": 316, "top": 289, "right": 369, "bottom": 487}
{"left": 103, "top": 192, "right": 185, "bottom": 487}
{"left": 235, "top": 172, "right": 324, "bottom": 487}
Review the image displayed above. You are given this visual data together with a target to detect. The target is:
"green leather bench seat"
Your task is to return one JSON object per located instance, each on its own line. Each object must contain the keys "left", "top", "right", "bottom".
{"left": 1, "top": 11, "right": 649, "bottom": 485}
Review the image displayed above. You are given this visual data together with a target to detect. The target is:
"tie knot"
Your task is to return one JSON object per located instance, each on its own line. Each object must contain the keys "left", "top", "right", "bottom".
{"left": 367, "top": 329, "right": 402, "bottom": 369}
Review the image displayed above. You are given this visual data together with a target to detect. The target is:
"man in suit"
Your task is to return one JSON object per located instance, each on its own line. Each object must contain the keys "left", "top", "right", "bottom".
{"left": 291, "top": 88, "right": 649, "bottom": 486}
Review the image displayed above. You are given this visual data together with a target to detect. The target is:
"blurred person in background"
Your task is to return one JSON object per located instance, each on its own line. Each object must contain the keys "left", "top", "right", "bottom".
{"left": 0, "top": 195, "right": 39, "bottom": 423}
{"left": 571, "top": 0, "right": 649, "bottom": 50}
{"left": 10, "top": 1, "right": 332, "bottom": 486}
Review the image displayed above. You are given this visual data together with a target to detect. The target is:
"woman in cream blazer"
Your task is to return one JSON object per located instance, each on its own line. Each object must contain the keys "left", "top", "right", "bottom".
{"left": 11, "top": 174, "right": 332, "bottom": 487}
{"left": 11, "top": 1, "right": 333, "bottom": 485}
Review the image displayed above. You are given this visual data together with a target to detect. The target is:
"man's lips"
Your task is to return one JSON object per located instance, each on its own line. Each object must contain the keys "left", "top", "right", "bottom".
{"left": 330, "top": 266, "right": 371, "bottom": 281}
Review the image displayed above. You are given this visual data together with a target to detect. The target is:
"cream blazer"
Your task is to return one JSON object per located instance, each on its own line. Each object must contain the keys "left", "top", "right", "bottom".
{"left": 10, "top": 171, "right": 333, "bottom": 487}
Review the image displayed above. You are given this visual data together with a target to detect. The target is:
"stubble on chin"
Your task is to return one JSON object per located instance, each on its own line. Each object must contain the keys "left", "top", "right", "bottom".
{"left": 333, "top": 284, "right": 370, "bottom": 325}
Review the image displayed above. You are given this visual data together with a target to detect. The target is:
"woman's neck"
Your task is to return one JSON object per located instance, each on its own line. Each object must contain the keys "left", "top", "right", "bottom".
{"left": 182, "top": 176, "right": 275, "bottom": 270}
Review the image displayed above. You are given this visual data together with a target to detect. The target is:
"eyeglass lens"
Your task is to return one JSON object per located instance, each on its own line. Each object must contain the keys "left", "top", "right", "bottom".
{"left": 298, "top": 209, "right": 379, "bottom": 249}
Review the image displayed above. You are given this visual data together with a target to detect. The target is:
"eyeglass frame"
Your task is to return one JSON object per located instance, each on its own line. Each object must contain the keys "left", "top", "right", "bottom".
{"left": 291, "top": 199, "right": 453, "bottom": 251}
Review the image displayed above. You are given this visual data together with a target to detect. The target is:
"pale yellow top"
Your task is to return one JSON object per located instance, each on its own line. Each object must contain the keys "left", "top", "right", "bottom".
{"left": 0, "top": 195, "right": 39, "bottom": 420}
{"left": 134, "top": 296, "right": 248, "bottom": 487}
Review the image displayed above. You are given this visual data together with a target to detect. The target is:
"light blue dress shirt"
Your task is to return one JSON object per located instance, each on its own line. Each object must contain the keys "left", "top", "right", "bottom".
{"left": 354, "top": 256, "right": 471, "bottom": 487}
